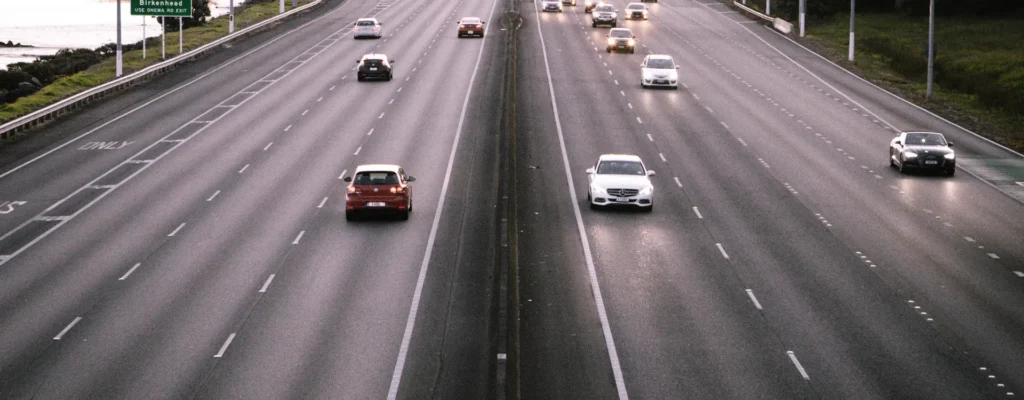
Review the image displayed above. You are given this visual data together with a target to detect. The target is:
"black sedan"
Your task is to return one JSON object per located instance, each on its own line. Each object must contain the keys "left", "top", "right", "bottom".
{"left": 356, "top": 54, "right": 394, "bottom": 81}
{"left": 889, "top": 131, "right": 956, "bottom": 175}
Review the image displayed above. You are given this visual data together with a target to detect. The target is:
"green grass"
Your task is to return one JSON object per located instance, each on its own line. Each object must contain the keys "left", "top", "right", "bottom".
{"left": 801, "top": 13, "right": 1024, "bottom": 153}
{"left": 0, "top": 0, "right": 313, "bottom": 125}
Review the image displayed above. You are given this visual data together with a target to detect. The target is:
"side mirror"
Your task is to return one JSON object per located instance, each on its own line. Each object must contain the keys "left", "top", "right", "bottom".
{"left": 390, "top": 60, "right": 396, "bottom": 63}
{"left": 647, "top": 170, "right": 656, "bottom": 176}
{"left": 343, "top": 176, "right": 352, "bottom": 182}
{"left": 606, "top": 34, "right": 610, "bottom": 37}
{"left": 406, "top": 176, "right": 416, "bottom": 182}
{"left": 633, "top": 36, "right": 637, "bottom": 39}
{"left": 356, "top": 60, "right": 361, "bottom": 63}
{"left": 585, "top": 168, "right": 596, "bottom": 174}
{"left": 947, "top": 141, "right": 954, "bottom": 147}
{"left": 675, "top": 66, "right": 680, "bottom": 69}
{"left": 379, "top": 22, "right": 384, "bottom": 25}
{"left": 482, "top": 21, "right": 486, "bottom": 24}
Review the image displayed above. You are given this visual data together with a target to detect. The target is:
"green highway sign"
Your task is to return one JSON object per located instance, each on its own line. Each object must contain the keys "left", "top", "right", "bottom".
{"left": 130, "top": 0, "right": 192, "bottom": 17}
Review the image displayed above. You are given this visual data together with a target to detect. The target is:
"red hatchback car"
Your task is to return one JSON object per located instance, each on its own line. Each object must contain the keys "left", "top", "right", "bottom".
{"left": 344, "top": 164, "right": 415, "bottom": 220}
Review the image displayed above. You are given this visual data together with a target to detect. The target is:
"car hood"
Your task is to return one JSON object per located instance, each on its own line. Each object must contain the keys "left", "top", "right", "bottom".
{"left": 591, "top": 174, "right": 651, "bottom": 189}
{"left": 642, "top": 68, "right": 677, "bottom": 80}
{"left": 904, "top": 145, "right": 952, "bottom": 155}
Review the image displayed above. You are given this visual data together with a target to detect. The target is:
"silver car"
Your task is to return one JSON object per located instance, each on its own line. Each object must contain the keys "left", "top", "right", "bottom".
{"left": 353, "top": 18, "right": 383, "bottom": 39}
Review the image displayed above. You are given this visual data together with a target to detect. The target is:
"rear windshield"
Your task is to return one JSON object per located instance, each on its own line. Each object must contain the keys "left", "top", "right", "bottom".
{"left": 362, "top": 59, "right": 386, "bottom": 66}
{"left": 627, "top": 4, "right": 644, "bottom": 9}
{"left": 610, "top": 30, "right": 632, "bottom": 38}
{"left": 357, "top": 20, "right": 376, "bottom": 26}
{"left": 354, "top": 171, "right": 399, "bottom": 185}
{"left": 646, "top": 59, "right": 674, "bottom": 68}
{"left": 462, "top": 19, "right": 481, "bottom": 24}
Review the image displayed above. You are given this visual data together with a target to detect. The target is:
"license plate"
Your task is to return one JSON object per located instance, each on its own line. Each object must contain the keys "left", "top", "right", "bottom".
{"left": 618, "top": 44, "right": 625, "bottom": 47}
{"left": 614, "top": 197, "right": 628, "bottom": 202}
{"left": 925, "top": 160, "right": 938, "bottom": 165}
{"left": 468, "top": 31, "right": 474, "bottom": 34}
{"left": 367, "top": 202, "right": 386, "bottom": 207}
{"left": 369, "top": 67, "right": 377, "bottom": 71}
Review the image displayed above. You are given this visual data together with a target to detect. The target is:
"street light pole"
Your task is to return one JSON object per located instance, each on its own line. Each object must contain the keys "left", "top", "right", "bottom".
{"left": 142, "top": 17, "right": 146, "bottom": 59}
{"left": 766, "top": 0, "right": 770, "bottom": 15}
{"left": 229, "top": 0, "right": 235, "bottom": 33}
{"left": 280, "top": 0, "right": 284, "bottom": 14}
{"left": 926, "top": 0, "right": 935, "bottom": 99}
{"left": 848, "top": 0, "right": 855, "bottom": 61}
{"left": 116, "top": 0, "right": 123, "bottom": 77}
{"left": 799, "top": 0, "right": 805, "bottom": 37}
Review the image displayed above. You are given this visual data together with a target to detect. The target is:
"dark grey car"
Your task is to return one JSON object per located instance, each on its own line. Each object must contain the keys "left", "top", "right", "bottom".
{"left": 889, "top": 131, "right": 956, "bottom": 175}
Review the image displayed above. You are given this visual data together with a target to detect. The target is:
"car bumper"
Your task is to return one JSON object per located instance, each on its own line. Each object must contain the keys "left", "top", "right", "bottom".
{"left": 643, "top": 78, "right": 677, "bottom": 87}
{"left": 458, "top": 29, "right": 483, "bottom": 36}
{"left": 589, "top": 191, "right": 652, "bottom": 207}
{"left": 607, "top": 43, "right": 634, "bottom": 52}
{"left": 904, "top": 158, "right": 955, "bottom": 170}
{"left": 346, "top": 198, "right": 408, "bottom": 212}
{"left": 593, "top": 19, "right": 616, "bottom": 25}
{"left": 625, "top": 13, "right": 647, "bottom": 19}
{"left": 358, "top": 70, "right": 391, "bottom": 79}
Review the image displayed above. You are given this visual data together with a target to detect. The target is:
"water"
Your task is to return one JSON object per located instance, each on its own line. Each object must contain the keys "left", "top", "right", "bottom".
{"left": 0, "top": 0, "right": 246, "bottom": 69}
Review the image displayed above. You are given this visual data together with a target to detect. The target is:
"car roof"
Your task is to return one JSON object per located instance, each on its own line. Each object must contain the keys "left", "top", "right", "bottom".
{"left": 647, "top": 54, "right": 673, "bottom": 60}
{"left": 598, "top": 154, "right": 642, "bottom": 162}
{"left": 354, "top": 164, "right": 402, "bottom": 173}
{"left": 361, "top": 53, "right": 389, "bottom": 60}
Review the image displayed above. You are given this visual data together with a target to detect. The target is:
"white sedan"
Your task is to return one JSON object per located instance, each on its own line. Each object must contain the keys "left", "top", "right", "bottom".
{"left": 640, "top": 54, "right": 679, "bottom": 88}
{"left": 586, "top": 154, "right": 655, "bottom": 211}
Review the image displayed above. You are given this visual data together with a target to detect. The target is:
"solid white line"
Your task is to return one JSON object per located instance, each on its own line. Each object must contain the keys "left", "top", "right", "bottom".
{"left": 263, "top": 142, "right": 273, "bottom": 151}
{"left": 527, "top": 3, "right": 629, "bottom": 398}
{"left": 387, "top": 4, "right": 498, "bottom": 398}
{"left": 354, "top": 146, "right": 362, "bottom": 155}
{"left": 338, "top": 169, "right": 347, "bottom": 180}
{"left": 745, "top": 289, "right": 762, "bottom": 310}
{"left": 238, "top": 164, "right": 250, "bottom": 173}
{"left": 292, "top": 230, "right": 305, "bottom": 244}
{"left": 787, "top": 351, "right": 811, "bottom": 380}
{"left": 284, "top": 124, "right": 292, "bottom": 132}
{"left": 659, "top": 153, "right": 666, "bottom": 162}
{"left": 168, "top": 223, "right": 186, "bottom": 237}
{"left": 207, "top": 190, "right": 221, "bottom": 201}
{"left": 674, "top": 177, "right": 682, "bottom": 187}
{"left": 716, "top": 243, "right": 729, "bottom": 259}
{"left": 317, "top": 196, "right": 328, "bottom": 208}
{"left": 214, "top": 333, "right": 236, "bottom": 358}
{"left": 258, "top": 274, "right": 276, "bottom": 293}
{"left": 54, "top": 317, "right": 83, "bottom": 340}
{"left": 692, "top": 207, "right": 703, "bottom": 219}
{"left": 119, "top": 263, "right": 142, "bottom": 280}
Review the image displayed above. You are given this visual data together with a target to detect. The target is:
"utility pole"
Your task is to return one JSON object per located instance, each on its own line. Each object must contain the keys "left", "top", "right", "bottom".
{"left": 280, "top": 0, "right": 285, "bottom": 14}
{"left": 766, "top": 0, "right": 770, "bottom": 15}
{"left": 848, "top": 0, "right": 855, "bottom": 61}
{"left": 116, "top": 0, "right": 123, "bottom": 77}
{"left": 179, "top": 17, "right": 183, "bottom": 54}
{"left": 926, "top": 0, "right": 935, "bottom": 99}
{"left": 799, "top": 0, "right": 805, "bottom": 37}
{"left": 142, "top": 17, "right": 146, "bottom": 59}
{"left": 229, "top": 0, "right": 235, "bottom": 33}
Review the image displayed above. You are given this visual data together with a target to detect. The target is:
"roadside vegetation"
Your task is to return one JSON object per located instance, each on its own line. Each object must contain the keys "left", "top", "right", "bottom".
{"left": 0, "top": 0, "right": 312, "bottom": 126}
{"left": 727, "top": 0, "right": 1024, "bottom": 152}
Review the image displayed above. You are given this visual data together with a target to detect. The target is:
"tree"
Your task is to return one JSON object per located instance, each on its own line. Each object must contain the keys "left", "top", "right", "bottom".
{"left": 158, "top": 0, "right": 212, "bottom": 32}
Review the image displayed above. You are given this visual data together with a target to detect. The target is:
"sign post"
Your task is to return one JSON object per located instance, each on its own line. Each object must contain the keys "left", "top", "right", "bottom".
{"left": 130, "top": 0, "right": 192, "bottom": 59}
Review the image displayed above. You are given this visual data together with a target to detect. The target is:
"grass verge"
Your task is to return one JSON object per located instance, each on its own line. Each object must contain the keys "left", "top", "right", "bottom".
{"left": 0, "top": 0, "right": 313, "bottom": 125}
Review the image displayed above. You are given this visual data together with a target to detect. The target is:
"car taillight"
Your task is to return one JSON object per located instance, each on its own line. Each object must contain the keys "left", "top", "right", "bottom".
{"left": 476, "top": 24, "right": 482, "bottom": 28}
{"left": 390, "top": 187, "right": 406, "bottom": 194}
{"left": 459, "top": 24, "right": 466, "bottom": 28}
{"left": 347, "top": 187, "right": 357, "bottom": 194}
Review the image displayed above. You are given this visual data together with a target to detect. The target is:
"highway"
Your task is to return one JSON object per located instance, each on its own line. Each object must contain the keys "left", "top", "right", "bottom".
{"left": 0, "top": 0, "right": 1022, "bottom": 398}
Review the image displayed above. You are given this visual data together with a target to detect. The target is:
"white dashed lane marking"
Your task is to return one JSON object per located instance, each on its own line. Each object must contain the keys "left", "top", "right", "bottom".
{"left": 745, "top": 289, "right": 762, "bottom": 310}
{"left": 53, "top": 317, "right": 83, "bottom": 340}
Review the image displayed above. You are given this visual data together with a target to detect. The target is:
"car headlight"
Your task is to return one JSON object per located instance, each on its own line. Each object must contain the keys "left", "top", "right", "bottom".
{"left": 639, "top": 186, "right": 653, "bottom": 195}
{"left": 607, "top": 39, "right": 616, "bottom": 45}
{"left": 944, "top": 152, "right": 955, "bottom": 160}
{"left": 590, "top": 184, "right": 606, "bottom": 195}
{"left": 903, "top": 150, "right": 918, "bottom": 159}
{"left": 627, "top": 39, "right": 635, "bottom": 46}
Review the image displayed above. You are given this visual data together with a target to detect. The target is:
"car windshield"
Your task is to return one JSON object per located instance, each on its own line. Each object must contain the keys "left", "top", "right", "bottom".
{"left": 627, "top": 4, "right": 644, "bottom": 9}
{"left": 610, "top": 30, "right": 632, "bottom": 38}
{"left": 357, "top": 20, "right": 376, "bottom": 26}
{"left": 354, "top": 171, "right": 400, "bottom": 185}
{"left": 597, "top": 160, "right": 645, "bottom": 175}
{"left": 905, "top": 133, "right": 947, "bottom": 146}
{"left": 596, "top": 5, "right": 615, "bottom": 11}
{"left": 647, "top": 58, "right": 674, "bottom": 68}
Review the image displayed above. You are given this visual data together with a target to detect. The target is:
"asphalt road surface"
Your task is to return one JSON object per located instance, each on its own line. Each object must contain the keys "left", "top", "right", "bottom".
{"left": 2, "top": 0, "right": 1023, "bottom": 398}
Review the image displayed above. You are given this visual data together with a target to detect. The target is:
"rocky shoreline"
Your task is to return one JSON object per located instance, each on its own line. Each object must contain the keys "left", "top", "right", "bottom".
{"left": 0, "top": 40, "right": 34, "bottom": 48}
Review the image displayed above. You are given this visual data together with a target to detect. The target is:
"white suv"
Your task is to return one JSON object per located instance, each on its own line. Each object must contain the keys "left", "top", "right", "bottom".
{"left": 353, "top": 18, "right": 383, "bottom": 39}
{"left": 586, "top": 154, "right": 655, "bottom": 211}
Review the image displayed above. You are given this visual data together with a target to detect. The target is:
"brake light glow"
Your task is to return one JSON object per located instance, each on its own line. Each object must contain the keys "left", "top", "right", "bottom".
{"left": 348, "top": 186, "right": 357, "bottom": 194}
{"left": 460, "top": 24, "right": 466, "bottom": 28}
{"left": 390, "top": 187, "right": 406, "bottom": 194}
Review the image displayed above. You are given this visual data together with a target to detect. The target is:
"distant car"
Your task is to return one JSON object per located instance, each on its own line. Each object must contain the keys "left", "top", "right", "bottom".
{"left": 542, "top": 0, "right": 563, "bottom": 12}
{"left": 606, "top": 28, "right": 636, "bottom": 53}
{"left": 586, "top": 154, "right": 655, "bottom": 211}
{"left": 640, "top": 54, "right": 679, "bottom": 88}
{"left": 890, "top": 131, "right": 956, "bottom": 175}
{"left": 353, "top": 18, "right": 383, "bottom": 39}
{"left": 344, "top": 164, "right": 416, "bottom": 220}
{"left": 562, "top": 0, "right": 577, "bottom": 6}
{"left": 356, "top": 54, "right": 394, "bottom": 81}
{"left": 591, "top": 4, "right": 618, "bottom": 27}
{"left": 584, "top": 0, "right": 599, "bottom": 12}
{"left": 624, "top": 3, "right": 649, "bottom": 20}
{"left": 458, "top": 17, "right": 485, "bottom": 37}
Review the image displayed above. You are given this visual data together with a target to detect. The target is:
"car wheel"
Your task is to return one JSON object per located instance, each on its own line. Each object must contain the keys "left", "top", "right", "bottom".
{"left": 642, "top": 204, "right": 653, "bottom": 213}
{"left": 592, "top": 22, "right": 597, "bottom": 27}
{"left": 612, "top": 22, "right": 617, "bottom": 27}
{"left": 357, "top": 75, "right": 364, "bottom": 82}
{"left": 606, "top": 48, "right": 612, "bottom": 53}
{"left": 946, "top": 168, "right": 956, "bottom": 176}
{"left": 629, "top": 48, "right": 635, "bottom": 54}
{"left": 889, "top": 150, "right": 896, "bottom": 167}
{"left": 345, "top": 211, "right": 355, "bottom": 221}
{"left": 399, "top": 209, "right": 410, "bottom": 220}
{"left": 898, "top": 158, "right": 908, "bottom": 174}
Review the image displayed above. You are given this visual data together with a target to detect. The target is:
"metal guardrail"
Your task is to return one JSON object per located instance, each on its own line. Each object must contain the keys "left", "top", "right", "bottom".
{"left": 732, "top": 1, "right": 773, "bottom": 22}
{"left": 0, "top": 0, "right": 323, "bottom": 141}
